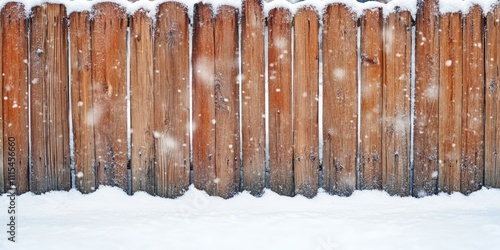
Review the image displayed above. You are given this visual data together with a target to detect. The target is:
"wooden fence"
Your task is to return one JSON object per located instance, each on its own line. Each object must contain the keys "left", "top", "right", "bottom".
{"left": 1, "top": 0, "right": 500, "bottom": 198}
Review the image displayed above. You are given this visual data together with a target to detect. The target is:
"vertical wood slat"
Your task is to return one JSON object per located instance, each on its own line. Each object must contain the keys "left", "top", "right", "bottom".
{"left": 360, "top": 8, "right": 383, "bottom": 191}
{"left": 91, "top": 3, "right": 128, "bottom": 190}
{"left": 438, "top": 12, "right": 462, "bottom": 194}
{"left": 153, "top": 2, "right": 190, "bottom": 198}
{"left": 322, "top": 4, "right": 358, "bottom": 196}
{"left": 130, "top": 9, "right": 154, "bottom": 194}
{"left": 30, "top": 3, "right": 70, "bottom": 194}
{"left": 2, "top": 3, "right": 29, "bottom": 194}
{"left": 0, "top": 6, "right": 3, "bottom": 193}
{"left": 461, "top": 6, "right": 485, "bottom": 194}
{"left": 70, "top": 11, "right": 95, "bottom": 193}
{"left": 293, "top": 7, "right": 319, "bottom": 198}
{"left": 241, "top": 0, "right": 266, "bottom": 195}
{"left": 214, "top": 6, "right": 240, "bottom": 198}
{"left": 268, "top": 8, "right": 293, "bottom": 196}
{"left": 486, "top": 5, "right": 500, "bottom": 188}
{"left": 192, "top": 3, "right": 216, "bottom": 195}
{"left": 382, "top": 10, "right": 412, "bottom": 196}
{"left": 414, "top": 0, "right": 440, "bottom": 197}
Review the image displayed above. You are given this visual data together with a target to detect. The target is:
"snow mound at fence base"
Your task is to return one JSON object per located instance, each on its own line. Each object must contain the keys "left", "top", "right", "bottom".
{"left": 1, "top": 185, "right": 500, "bottom": 249}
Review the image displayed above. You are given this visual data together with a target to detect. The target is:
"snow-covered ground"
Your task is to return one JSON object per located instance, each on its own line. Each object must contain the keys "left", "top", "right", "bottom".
{"left": 1, "top": 186, "right": 499, "bottom": 250}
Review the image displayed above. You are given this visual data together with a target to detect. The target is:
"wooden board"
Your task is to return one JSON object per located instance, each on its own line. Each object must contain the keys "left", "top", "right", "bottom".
{"left": 322, "top": 4, "right": 358, "bottom": 196}
{"left": 461, "top": 6, "right": 484, "bottom": 194}
{"left": 486, "top": 4, "right": 500, "bottom": 188}
{"left": 214, "top": 6, "right": 240, "bottom": 198}
{"left": 2, "top": 3, "right": 29, "bottom": 194}
{"left": 241, "top": 0, "right": 266, "bottom": 195}
{"left": 268, "top": 8, "right": 293, "bottom": 196}
{"left": 0, "top": 5, "right": 3, "bottom": 193}
{"left": 130, "top": 9, "right": 154, "bottom": 194}
{"left": 414, "top": 0, "right": 440, "bottom": 197}
{"left": 154, "top": 2, "right": 191, "bottom": 198}
{"left": 192, "top": 3, "right": 217, "bottom": 195}
{"left": 382, "top": 10, "right": 412, "bottom": 196}
{"left": 438, "top": 13, "right": 462, "bottom": 194}
{"left": 70, "top": 11, "right": 95, "bottom": 193}
{"left": 359, "top": 8, "right": 383, "bottom": 191}
{"left": 293, "top": 7, "right": 319, "bottom": 198}
{"left": 91, "top": 3, "right": 128, "bottom": 190}
{"left": 30, "top": 3, "right": 70, "bottom": 194}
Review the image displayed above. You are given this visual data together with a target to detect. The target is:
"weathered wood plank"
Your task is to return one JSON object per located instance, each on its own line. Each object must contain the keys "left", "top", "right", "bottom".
{"left": 130, "top": 9, "right": 154, "bottom": 194}
{"left": 192, "top": 3, "right": 217, "bottom": 195}
{"left": 241, "top": 0, "right": 266, "bottom": 195}
{"left": 30, "top": 3, "right": 70, "bottom": 194}
{"left": 461, "top": 6, "right": 484, "bottom": 194}
{"left": 360, "top": 8, "right": 383, "bottom": 191}
{"left": 322, "top": 4, "right": 358, "bottom": 196}
{"left": 214, "top": 6, "right": 240, "bottom": 198}
{"left": 91, "top": 3, "right": 128, "bottom": 190}
{"left": 2, "top": 3, "right": 29, "bottom": 194}
{"left": 486, "top": 4, "right": 500, "bottom": 188}
{"left": 438, "top": 12, "right": 462, "bottom": 194}
{"left": 382, "top": 10, "right": 412, "bottom": 196}
{"left": 70, "top": 11, "right": 95, "bottom": 193}
{"left": 293, "top": 7, "right": 319, "bottom": 198}
{"left": 268, "top": 8, "right": 293, "bottom": 196}
{"left": 414, "top": 0, "right": 440, "bottom": 197}
{"left": 154, "top": 2, "right": 191, "bottom": 198}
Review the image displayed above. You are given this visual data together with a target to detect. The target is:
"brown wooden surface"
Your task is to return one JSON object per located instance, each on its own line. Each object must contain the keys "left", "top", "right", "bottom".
{"left": 214, "top": 6, "right": 240, "bottom": 198}
{"left": 414, "top": 0, "right": 440, "bottom": 197}
{"left": 241, "top": 0, "right": 266, "bottom": 195}
{"left": 192, "top": 3, "right": 217, "bottom": 195}
{"left": 486, "top": 5, "right": 500, "bottom": 188}
{"left": 70, "top": 11, "right": 95, "bottom": 193}
{"left": 130, "top": 9, "right": 154, "bottom": 194}
{"left": 268, "top": 8, "right": 293, "bottom": 196}
{"left": 360, "top": 8, "right": 383, "bottom": 191}
{"left": 438, "top": 13, "right": 462, "bottom": 194}
{"left": 382, "top": 10, "right": 412, "bottom": 196}
{"left": 322, "top": 4, "right": 358, "bottom": 196}
{"left": 91, "top": 3, "right": 128, "bottom": 190}
{"left": 293, "top": 7, "right": 319, "bottom": 198}
{"left": 30, "top": 3, "right": 70, "bottom": 193}
{"left": 2, "top": 3, "right": 29, "bottom": 194}
{"left": 461, "top": 6, "right": 484, "bottom": 194}
{"left": 154, "top": 2, "right": 191, "bottom": 198}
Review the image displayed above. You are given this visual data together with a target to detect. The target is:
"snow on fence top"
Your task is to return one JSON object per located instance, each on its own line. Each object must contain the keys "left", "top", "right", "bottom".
{"left": 0, "top": 0, "right": 498, "bottom": 19}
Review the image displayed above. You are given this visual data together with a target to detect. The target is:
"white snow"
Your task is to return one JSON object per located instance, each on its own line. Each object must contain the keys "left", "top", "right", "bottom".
{"left": 1, "top": 186, "right": 500, "bottom": 249}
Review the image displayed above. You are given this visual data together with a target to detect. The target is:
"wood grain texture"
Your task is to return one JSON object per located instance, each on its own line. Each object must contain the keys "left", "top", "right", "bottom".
{"left": 241, "top": 0, "right": 266, "bottom": 195}
{"left": 486, "top": 5, "right": 500, "bottom": 188}
{"left": 70, "top": 11, "right": 95, "bottom": 193}
{"left": 438, "top": 13, "right": 462, "bottom": 194}
{"left": 154, "top": 2, "right": 191, "bottom": 198}
{"left": 2, "top": 3, "right": 29, "bottom": 194}
{"left": 382, "top": 10, "right": 412, "bottom": 196}
{"left": 192, "top": 3, "right": 217, "bottom": 195}
{"left": 268, "top": 8, "right": 293, "bottom": 196}
{"left": 91, "top": 3, "right": 128, "bottom": 190}
{"left": 322, "top": 4, "right": 358, "bottom": 196}
{"left": 130, "top": 9, "right": 154, "bottom": 194}
{"left": 414, "top": 0, "right": 440, "bottom": 197}
{"left": 30, "top": 3, "right": 70, "bottom": 194}
{"left": 214, "top": 6, "right": 240, "bottom": 198}
{"left": 293, "top": 7, "right": 319, "bottom": 198}
{"left": 461, "top": 6, "right": 484, "bottom": 194}
{"left": 360, "top": 8, "right": 383, "bottom": 191}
